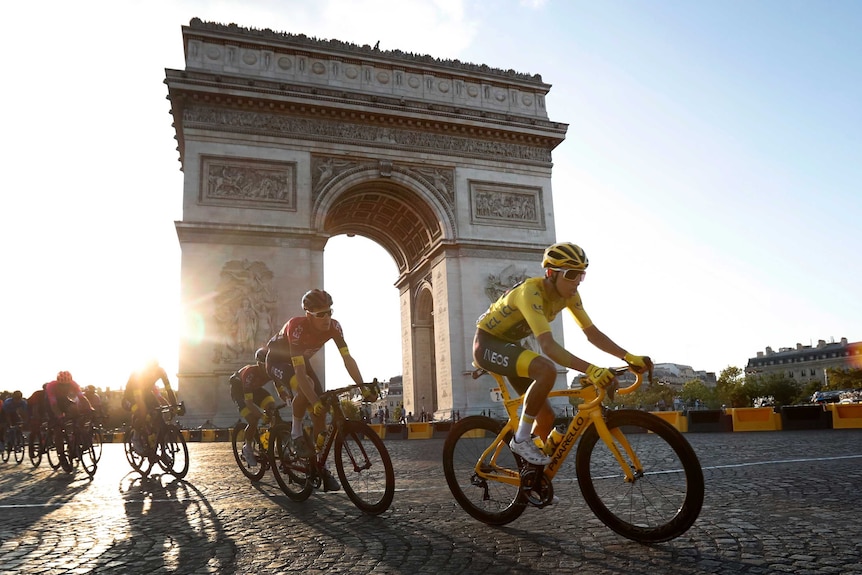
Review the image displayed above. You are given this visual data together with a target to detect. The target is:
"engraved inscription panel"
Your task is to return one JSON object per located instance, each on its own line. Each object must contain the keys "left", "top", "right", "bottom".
{"left": 469, "top": 181, "right": 544, "bottom": 229}
{"left": 200, "top": 156, "right": 296, "bottom": 210}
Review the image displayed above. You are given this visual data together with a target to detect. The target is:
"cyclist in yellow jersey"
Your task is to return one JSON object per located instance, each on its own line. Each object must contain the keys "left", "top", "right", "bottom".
{"left": 474, "top": 242, "right": 652, "bottom": 466}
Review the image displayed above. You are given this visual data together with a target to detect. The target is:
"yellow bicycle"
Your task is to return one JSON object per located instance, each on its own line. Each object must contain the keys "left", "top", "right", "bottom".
{"left": 442, "top": 366, "right": 704, "bottom": 543}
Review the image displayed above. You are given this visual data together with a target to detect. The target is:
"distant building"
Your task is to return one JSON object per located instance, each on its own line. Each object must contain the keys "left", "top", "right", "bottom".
{"left": 652, "top": 364, "right": 717, "bottom": 389}
{"left": 746, "top": 337, "right": 862, "bottom": 385}
{"left": 586, "top": 363, "right": 716, "bottom": 390}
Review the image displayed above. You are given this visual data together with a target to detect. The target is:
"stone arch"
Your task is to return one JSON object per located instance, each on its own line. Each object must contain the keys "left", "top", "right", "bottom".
{"left": 165, "top": 19, "right": 568, "bottom": 425}
{"left": 311, "top": 169, "right": 453, "bottom": 274}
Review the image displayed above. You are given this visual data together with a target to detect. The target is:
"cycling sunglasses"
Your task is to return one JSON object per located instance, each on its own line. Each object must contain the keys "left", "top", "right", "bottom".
{"left": 551, "top": 268, "right": 586, "bottom": 281}
{"left": 306, "top": 308, "right": 333, "bottom": 318}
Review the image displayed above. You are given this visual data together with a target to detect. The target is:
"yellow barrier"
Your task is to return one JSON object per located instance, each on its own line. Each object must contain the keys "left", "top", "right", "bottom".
{"left": 201, "top": 429, "right": 217, "bottom": 442}
{"left": 181, "top": 429, "right": 191, "bottom": 441}
{"left": 368, "top": 423, "right": 386, "bottom": 439}
{"left": 112, "top": 431, "right": 125, "bottom": 443}
{"left": 728, "top": 407, "right": 782, "bottom": 432}
{"left": 827, "top": 403, "right": 862, "bottom": 429}
{"left": 407, "top": 422, "right": 434, "bottom": 439}
{"left": 462, "top": 428, "right": 486, "bottom": 438}
{"left": 649, "top": 411, "right": 688, "bottom": 433}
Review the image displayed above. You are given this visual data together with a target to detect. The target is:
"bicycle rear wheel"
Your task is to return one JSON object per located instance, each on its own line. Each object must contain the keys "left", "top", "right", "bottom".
{"left": 232, "top": 423, "right": 267, "bottom": 482}
{"left": 334, "top": 421, "right": 395, "bottom": 515}
{"left": 442, "top": 416, "right": 527, "bottom": 526}
{"left": 269, "top": 424, "right": 313, "bottom": 501}
{"left": 576, "top": 409, "right": 704, "bottom": 543}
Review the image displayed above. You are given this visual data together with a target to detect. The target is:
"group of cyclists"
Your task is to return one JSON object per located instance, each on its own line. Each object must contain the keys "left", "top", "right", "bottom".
{"left": 227, "top": 241, "right": 652, "bottom": 487}
{"left": 5, "top": 241, "right": 653, "bottom": 500}
{"left": 230, "top": 288, "right": 369, "bottom": 492}
{"left": 0, "top": 361, "right": 178, "bottom": 470}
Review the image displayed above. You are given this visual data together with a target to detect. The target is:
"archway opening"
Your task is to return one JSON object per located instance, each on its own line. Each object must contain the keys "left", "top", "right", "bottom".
{"left": 323, "top": 234, "right": 401, "bottom": 389}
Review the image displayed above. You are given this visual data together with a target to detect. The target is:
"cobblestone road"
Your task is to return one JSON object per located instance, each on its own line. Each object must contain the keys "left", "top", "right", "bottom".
{"left": 1, "top": 429, "right": 861, "bottom": 574}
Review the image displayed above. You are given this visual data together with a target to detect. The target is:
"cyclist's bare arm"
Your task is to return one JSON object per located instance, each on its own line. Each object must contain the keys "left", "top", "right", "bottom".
{"left": 535, "top": 332, "right": 593, "bottom": 373}
{"left": 582, "top": 325, "right": 628, "bottom": 362}
{"left": 341, "top": 353, "right": 365, "bottom": 387}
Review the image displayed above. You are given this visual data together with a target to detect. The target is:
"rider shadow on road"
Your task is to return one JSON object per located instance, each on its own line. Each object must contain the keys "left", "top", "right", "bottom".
{"left": 89, "top": 472, "right": 238, "bottom": 574}
{"left": 0, "top": 465, "right": 92, "bottom": 536}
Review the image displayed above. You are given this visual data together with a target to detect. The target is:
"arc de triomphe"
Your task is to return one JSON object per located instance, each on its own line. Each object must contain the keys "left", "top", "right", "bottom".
{"left": 165, "top": 19, "right": 569, "bottom": 426}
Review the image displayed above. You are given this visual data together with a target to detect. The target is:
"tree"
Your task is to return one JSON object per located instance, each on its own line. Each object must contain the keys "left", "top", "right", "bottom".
{"left": 716, "top": 366, "right": 748, "bottom": 407}
{"left": 826, "top": 368, "right": 862, "bottom": 390}
{"left": 756, "top": 373, "right": 800, "bottom": 407}
{"left": 680, "top": 379, "right": 716, "bottom": 408}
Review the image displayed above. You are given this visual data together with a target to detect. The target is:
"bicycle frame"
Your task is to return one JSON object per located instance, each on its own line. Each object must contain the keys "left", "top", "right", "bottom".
{"left": 475, "top": 367, "right": 647, "bottom": 486}
{"left": 305, "top": 383, "right": 378, "bottom": 475}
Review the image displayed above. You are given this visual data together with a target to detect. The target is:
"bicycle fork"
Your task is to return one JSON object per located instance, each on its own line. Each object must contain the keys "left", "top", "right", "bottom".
{"left": 589, "top": 410, "right": 644, "bottom": 482}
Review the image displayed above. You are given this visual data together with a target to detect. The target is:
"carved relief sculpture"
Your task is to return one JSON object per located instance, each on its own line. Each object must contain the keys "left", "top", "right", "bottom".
{"left": 213, "top": 260, "right": 279, "bottom": 363}
{"left": 201, "top": 156, "right": 296, "bottom": 210}
{"left": 470, "top": 181, "right": 544, "bottom": 229}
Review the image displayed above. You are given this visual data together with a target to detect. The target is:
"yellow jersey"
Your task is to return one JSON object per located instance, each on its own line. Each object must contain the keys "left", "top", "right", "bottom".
{"left": 476, "top": 277, "right": 593, "bottom": 343}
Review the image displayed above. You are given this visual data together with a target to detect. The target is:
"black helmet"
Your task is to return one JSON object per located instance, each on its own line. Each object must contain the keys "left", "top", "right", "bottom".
{"left": 302, "top": 289, "right": 333, "bottom": 311}
{"left": 255, "top": 347, "right": 268, "bottom": 364}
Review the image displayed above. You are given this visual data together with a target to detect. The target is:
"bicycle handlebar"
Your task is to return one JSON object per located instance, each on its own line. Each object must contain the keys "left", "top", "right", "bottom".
{"left": 321, "top": 382, "right": 382, "bottom": 404}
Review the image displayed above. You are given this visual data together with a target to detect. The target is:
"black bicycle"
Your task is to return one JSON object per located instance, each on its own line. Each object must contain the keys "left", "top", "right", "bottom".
{"left": 2, "top": 422, "right": 26, "bottom": 465}
{"left": 269, "top": 382, "right": 395, "bottom": 515}
{"left": 55, "top": 415, "right": 98, "bottom": 477}
{"left": 231, "top": 403, "right": 288, "bottom": 482}
{"left": 125, "top": 401, "right": 189, "bottom": 479}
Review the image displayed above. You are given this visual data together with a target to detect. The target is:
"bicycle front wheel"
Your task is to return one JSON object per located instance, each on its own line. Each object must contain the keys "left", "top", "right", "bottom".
{"left": 91, "top": 428, "right": 104, "bottom": 463}
{"left": 28, "top": 428, "right": 43, "bottom": 468}
{"left": 79, "top": 428, "right": 98, "bottom": 477}
{"left": 13, "top": 429, "right": 26, "bottom": 465}
{"left": 58, "top": 428, "right": 75, "bottom": 473}
{"left": 442, "top": 416, "right": 527, "bottom": 526}
{"left": 334, "top": 421, "right": 395, "bottom": 515}
{"left": 269, "top": 424, "right": 313, "bottom": 501}
{"left": 1, "top": 433, "right": 9, "bottom": 463}
{"left": 46, "top": 431, "right": 62, "bottom": 470}
{"left": 158, "top": 425, "right": 189, "bottom": 479}
{"left": 576, "top": 409, "right": 704, "bottom": 543}
{"left": 232, "top": 423, "right": 267, "bottom": 482}
{"left": 125, "top": 429, "right": 153, "bottom": 477}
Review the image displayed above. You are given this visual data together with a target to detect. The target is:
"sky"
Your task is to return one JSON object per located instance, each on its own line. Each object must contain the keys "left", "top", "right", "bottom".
{"left": 2, "top": 0, "right": 860, "bottom": 398}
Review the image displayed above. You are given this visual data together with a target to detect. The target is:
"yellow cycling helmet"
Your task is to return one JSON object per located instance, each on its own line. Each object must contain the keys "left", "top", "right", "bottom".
{"left": 542, "top": 242, "right": 588, "bottom": 270}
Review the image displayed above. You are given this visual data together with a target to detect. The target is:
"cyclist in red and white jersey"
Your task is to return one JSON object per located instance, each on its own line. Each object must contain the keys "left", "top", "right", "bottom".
{"left": 265, "top": 289, "right": 366, "bottom": 491}
{"left": 473, "top": 242, "right": 652, "bottom": 466}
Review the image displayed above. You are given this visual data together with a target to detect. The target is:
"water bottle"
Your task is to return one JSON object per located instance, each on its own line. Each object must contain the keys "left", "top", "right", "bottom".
{"left": 543, "top": 428, "right": 564, "bottom": 456}
{"left": 260, "top": 429, "right": 270, "bottom": 451}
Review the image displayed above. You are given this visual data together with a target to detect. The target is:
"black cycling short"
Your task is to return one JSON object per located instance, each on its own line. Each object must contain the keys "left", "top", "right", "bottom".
{"left": 472, "top": 329, "right": 537, "bottom": 395}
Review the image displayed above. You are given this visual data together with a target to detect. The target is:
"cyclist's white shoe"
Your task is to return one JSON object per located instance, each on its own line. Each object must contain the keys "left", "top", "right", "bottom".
{"left": 242, "top": 443, "right": 258, "bottom": 467}
{"left": 509, "top": 437, "right": 551, "bottom": 466}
